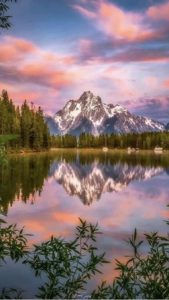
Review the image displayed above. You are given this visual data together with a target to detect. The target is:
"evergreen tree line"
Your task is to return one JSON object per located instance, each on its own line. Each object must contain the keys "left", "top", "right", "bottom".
{"left": 51, "top": 131, "right": 169, "bottom": 149}
{"left": 0, "top": 90, "right": 50, "bottom": 149}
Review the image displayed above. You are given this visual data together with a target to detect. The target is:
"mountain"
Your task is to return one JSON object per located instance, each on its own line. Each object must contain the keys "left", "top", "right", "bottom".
{"left": 166, "top": 123, "right": 169, "bottom": 130}
{"left": 52, "top": 161, "right": 163, "bottom": 205}
{"left": 46, "top": 91, "right": 165, "bottom": 135}
{"left": 45, "top": 116, "right": 59, "bottom": 135}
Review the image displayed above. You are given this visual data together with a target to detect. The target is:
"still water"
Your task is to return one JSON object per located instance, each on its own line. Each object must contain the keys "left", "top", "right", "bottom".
{"left": 0, "top": 150, "right": 169, "bottom": 297}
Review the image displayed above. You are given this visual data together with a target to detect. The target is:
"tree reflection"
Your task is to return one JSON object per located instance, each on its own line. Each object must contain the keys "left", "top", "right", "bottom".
{"left": 1, "top": 151, "right": 169, "bottom": 213}
{"left": 0, "top": 154, "right": 53, "bottom": 214}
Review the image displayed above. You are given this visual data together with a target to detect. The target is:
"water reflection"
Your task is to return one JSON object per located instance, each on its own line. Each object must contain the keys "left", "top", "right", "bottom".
{"left": 1, "top": 151, "right": 169, "bottom": 297}
{"left": 54, "top": 161, "right": 163, "bottom": 205}
{"left": 0, "top": 154, "right": 52, "bottom": 214}
{"left": 1, "top": 151, "right": 169, "bottom": 213}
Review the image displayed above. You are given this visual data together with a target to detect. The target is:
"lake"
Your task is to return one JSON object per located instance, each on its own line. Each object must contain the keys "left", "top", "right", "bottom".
{"left": 0, "top": 150, "right": 169, "bottom": 297}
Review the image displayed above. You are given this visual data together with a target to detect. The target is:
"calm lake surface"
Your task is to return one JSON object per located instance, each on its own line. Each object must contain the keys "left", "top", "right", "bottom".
{"left": 1, "top": 150, "right": 169, "bottom": 297}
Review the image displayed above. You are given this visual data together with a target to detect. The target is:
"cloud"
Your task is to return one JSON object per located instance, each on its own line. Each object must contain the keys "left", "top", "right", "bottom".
{"left": 72, "top": 0, "right": 169, "bottom": 47}
{"left": 20, "top": 63, "right": 72, "bottom": 88}
{"left": 0, "top": 1, "right": 168, "bottom": 121}
{"left": 110, "top": 47, "right": 169, "bottom": 63}
{"left": 132, "top": 96, "right": 169, "bottom": 123}
{"left": 147, "top": 1, "right": 169, "bottom": 21}
{"left": 0, "top": 36, "right": 77, "bottom": 113}
{"left": 0, "top": 36, "right": 76, "bottom": 91}
{"left": 0, "top": 36, "right": 37, "bottom": 63}
{"left": 0, "top": 63, "right": 72, "bottom": 89}
{"left": 163, "top": 79, "right": 169, "bottom": 88}
{"left": 72, "top": 0, "right": 156, "bottom": 42}
{"left": 72, "top": 4, "right": 96, "bottom": 18}
{"left": 96, "top": 1, "right": 149, "bottom": 41}
{"left": 77, "top": 37, "right": 169, "bottom": 64}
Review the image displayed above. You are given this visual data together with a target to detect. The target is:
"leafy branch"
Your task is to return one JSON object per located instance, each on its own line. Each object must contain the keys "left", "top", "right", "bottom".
{"left": 0, "top": 0, "right": 17, "bottom": 30}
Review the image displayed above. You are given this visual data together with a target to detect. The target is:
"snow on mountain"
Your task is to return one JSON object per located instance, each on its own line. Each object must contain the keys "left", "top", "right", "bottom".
{"left": 45, "top": 115, "right": 59, "bottom": 135}
{"left": 53, "top": 161, "right": 163, "bottom": 205}
{"left": 46, "top": 91, "right": 165, "bottom": 135}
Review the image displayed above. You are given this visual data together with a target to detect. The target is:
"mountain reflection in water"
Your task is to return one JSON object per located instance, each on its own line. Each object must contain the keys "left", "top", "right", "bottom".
{"left": 0, "top": 150, "right": 169, "bottom": 213}
{"left": 54, "top": 161, "right": 163, "bottom": 205}
{"left": 1, "top": 151, "right": 169, "bottom": 298}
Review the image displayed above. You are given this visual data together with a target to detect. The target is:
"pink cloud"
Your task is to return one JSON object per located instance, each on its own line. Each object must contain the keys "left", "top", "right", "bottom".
{"left": 72, "top": 0, "right": 169, "bottom": 45}
{"left": 72, "top": 4, "right": 96, "bottom": 18}
{"left": 97, "top": 1, "right": 145, "bottom": 41}
{"left": 0, "top": 36, "right": 37, "bottom": 63}
{"left": 102, "top": 66, "right": 140, "bottom": 100}
{"left": 72, "top": 0, "right": 154, "bottom": 42}
{"left": 147, "top": 1, "right": 169, "bottom": 21}
{"left": 20, "top": 62, "right": 72, "bottom": 88}
{"left": 145, "top": 76, "right": 158, "bottom": 89}
{"left": 163, "top": 79, "right": 169, "bottom": 88}
{"left": 79, "top": 39, "right": 93, "bottom": 53}
{"left": 0, "top": 35, "right": 78, "bottom": 96}
{"left": 0, "top": 80, "right": 61, "bottom": 114}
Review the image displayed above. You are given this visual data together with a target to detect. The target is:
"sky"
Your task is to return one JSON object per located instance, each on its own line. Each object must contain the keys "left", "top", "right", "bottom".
{"left": 0, "top": 0, "right": 169, "bottom": 123}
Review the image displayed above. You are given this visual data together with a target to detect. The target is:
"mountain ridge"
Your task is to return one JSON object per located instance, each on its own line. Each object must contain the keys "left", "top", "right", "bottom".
{"left": 46, "top": 91, "right": 166, "bottom": 136}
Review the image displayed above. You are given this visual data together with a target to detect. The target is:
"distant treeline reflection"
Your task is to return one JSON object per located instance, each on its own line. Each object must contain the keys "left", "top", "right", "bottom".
{"left": 1, "top": 151, "right": 169, "bottom": 213}
{"left": 53, "top": 150, "right": 169, "bottom": 168}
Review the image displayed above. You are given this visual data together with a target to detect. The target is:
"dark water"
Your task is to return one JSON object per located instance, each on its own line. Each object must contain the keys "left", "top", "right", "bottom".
{"left": 0, "top": 150, "right": 169, "bottom": 297}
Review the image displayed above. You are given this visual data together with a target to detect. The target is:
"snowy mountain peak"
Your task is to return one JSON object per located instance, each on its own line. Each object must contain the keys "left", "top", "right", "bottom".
{"left": 78, "top": 91, "right": 102, "bottom": 109}
{"left": 46, "top": 91, "right": 165, "bottom": 136}
{"left": 79, "top": 90, "right": 94, "bottom": 100}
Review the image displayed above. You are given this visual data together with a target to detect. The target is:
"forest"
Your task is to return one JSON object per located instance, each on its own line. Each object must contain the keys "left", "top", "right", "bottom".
{"left": 1, "top": 89, "right": 169, "bottom": 151}
{"left": 51, "top": 131, "right": 169, "bottom": 149}
{"left": 0, "top": 90, "right": 50, "bottom": 150}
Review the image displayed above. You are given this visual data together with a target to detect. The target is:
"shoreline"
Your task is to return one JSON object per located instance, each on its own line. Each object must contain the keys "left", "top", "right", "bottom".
{"left": 7, "top": 147, "right": 169, "bottom": 156}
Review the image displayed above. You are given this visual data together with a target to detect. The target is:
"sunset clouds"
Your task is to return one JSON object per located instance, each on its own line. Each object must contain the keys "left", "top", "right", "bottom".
{"left": 147, "top": 1, "right": 169, "bottom": 21}
{"left": 0, "top": 0, "right": 169, "bottom": 121}
{"left": 72, "top": 0, "right": 169, "bottom": 43}
{"left": 73, "top": 1, "right": 148, "bottom": 41}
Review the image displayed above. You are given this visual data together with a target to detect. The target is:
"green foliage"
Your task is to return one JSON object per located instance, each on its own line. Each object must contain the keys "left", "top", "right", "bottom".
{"left": 0, "top": 135, "right": 18, "bottom": 144}
{"left": 0, "top": 218, "right": 28, "bottom": 299}
{"left": 1, "top": 217, "right": 169, "bottom": 298}
{"left": 0, "top": 90, "right": 50, "bottom": 150}
{"left": 51, "top": 131, "right": 169, "bottom": 150}
{"left": 0, "top": 288, "right": 23, "bottom": 299}
{"left": 0, "top": 218, "right": 28, "bottom": 263}
{"left": 0, "top": 0, "right": 17, "bottom": 30}
{"left": 25, "top": 219, "right": 107, "bottom": 299}
{"left": 92, "top": 229, "right": 169, "bottom": 299}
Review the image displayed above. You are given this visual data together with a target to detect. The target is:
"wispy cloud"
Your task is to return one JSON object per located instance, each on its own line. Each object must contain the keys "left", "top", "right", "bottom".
{"left": 0, "top": 0, "right": 169, "bottom": 120}
{"left": 72, "top": 0, "right": 168, "bottom": 42}
{"left": 147, "top": 1, "right": 169, "bottom": 21}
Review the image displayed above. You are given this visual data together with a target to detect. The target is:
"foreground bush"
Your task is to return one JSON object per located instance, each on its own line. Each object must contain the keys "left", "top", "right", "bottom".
{"left": 0, "top": 218, "right": 169, "bottom": 298}
{"left": 92, "top": 229, "right": 169, "bottom": 299}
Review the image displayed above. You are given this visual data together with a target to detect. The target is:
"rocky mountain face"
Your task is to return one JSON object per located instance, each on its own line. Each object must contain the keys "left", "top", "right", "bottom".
{"left": 46, "top": 91, "right": 165, "bottom": 135}
{"left": 166, "top": 123, "right": 169, "bottom": 130}
{"left": 51, "top": 161, "right": 163, "bottom": 205}
{"left": 45, "top": 116, "right": 59, "bottom": 135}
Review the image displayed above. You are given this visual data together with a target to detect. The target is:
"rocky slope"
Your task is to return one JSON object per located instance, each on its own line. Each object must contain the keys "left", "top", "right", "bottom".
{"left": 46, "top": 91, "right": 165, "bottom": 135}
